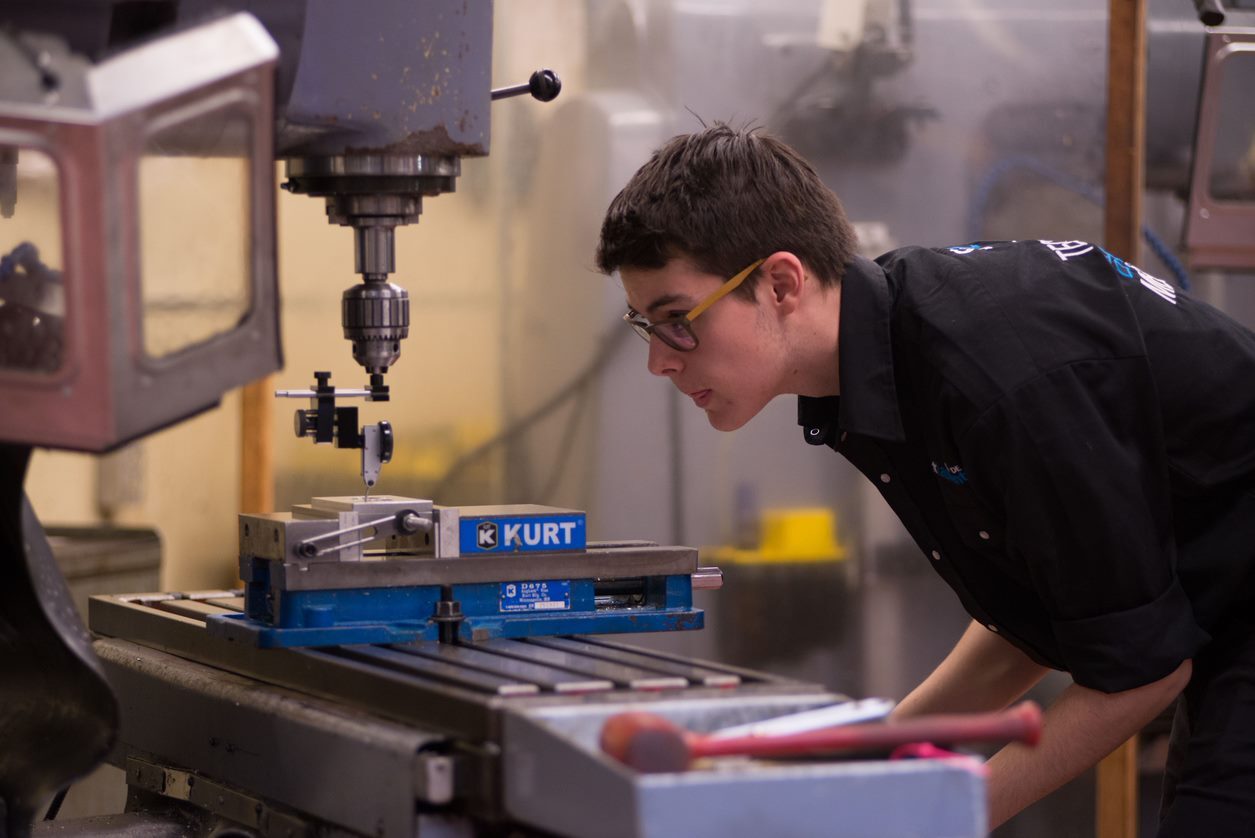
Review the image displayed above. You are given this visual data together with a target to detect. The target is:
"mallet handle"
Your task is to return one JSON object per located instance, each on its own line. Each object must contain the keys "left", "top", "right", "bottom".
{"left": 692, "top": 701, "right": 1042, "bottom": 760}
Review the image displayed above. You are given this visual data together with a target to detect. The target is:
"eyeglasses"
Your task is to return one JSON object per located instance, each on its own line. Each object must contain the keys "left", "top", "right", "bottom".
{"left": 623, "top": 258, "right": 766, "bottom": 352}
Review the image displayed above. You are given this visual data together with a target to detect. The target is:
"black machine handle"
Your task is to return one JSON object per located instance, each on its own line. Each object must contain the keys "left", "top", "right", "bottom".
{"left": 491, "top": 68, "right": 562, "bottom": 102}
{"left": 1194, "top": 0, "right": 1225, "bottom": 26}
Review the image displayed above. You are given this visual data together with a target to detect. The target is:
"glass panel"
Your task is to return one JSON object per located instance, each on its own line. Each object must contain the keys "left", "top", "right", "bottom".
{"left": 138, "top": 107, "right": 253, "bottom": 358}
{"left": 1208, "top": 50, "right": 1255, "bottom": 202}
{"left": 0, "top": 146, "right": 65, "bottom": 374}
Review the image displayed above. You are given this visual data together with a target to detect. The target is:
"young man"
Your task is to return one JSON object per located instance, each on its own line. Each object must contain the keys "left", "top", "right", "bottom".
{"left": 596, "top": 124, "right": 1255, "bottom": 834}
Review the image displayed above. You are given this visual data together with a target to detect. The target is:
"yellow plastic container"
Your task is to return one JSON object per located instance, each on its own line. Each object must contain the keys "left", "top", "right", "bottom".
{"left": 707, "top": 507, "right": 846, "bottom": 565}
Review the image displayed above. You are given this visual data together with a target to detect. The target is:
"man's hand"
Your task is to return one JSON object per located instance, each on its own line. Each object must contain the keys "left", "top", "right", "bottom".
{"left": 893, "top": 620, "right": 1191, "bottom": 829}
{"left": 985, "top": 658, "right": 1191, "bottom": 829}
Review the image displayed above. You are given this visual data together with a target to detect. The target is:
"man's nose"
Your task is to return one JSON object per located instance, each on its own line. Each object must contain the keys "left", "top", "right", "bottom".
{"left": 647, "top": 338, "right": 683, "bottom": 377}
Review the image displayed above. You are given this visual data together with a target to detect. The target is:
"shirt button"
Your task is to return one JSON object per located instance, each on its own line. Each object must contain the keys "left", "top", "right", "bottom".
{"left": 930, "top": 550, "right": 941, "bottom": 562}
{"left": 978, "top": 530, "right": 990, "bottom": 540}
{"left": 879, "top": 473, "right": 891, "bottom": 483}
{"left": 987, "top": 624, "right": 999, "bottom": 633}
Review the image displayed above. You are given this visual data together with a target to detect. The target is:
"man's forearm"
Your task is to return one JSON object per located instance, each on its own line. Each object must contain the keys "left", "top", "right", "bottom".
{"left": 892, "top": 620, "right": 1050, "bottom": 720}
{"left": 985, "top": 659, "right": 1192, "bottom": 829}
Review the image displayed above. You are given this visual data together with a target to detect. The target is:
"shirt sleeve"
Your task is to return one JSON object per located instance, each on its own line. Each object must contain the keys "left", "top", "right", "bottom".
{"left": 960, "top": 357, "right": 1208, "bottom": 692}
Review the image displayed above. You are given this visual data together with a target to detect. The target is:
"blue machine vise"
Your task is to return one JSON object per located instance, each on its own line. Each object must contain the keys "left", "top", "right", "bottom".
{"left": 206, "top": 497, "right": 706, "bottom": 648}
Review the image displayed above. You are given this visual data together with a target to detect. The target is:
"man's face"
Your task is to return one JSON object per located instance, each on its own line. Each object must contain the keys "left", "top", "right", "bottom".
{"left": 619, "top": 258, "right": 789, "bottom": 431}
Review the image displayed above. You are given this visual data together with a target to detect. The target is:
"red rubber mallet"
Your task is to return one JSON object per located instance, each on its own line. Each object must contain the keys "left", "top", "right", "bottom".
{"left": 600, "top": 701, "right": 1042, "bottom": 773}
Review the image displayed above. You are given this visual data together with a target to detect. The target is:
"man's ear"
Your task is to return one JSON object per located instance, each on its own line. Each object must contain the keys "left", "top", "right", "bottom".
{"left": 761, "top": 252, "right": 807, "bottom": 314}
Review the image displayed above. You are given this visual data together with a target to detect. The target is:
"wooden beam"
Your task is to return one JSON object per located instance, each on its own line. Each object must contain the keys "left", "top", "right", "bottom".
{"left": 239, "top": 375, "right": 275, "bottom": 514}
{"left": 1104, "top": 0, "right": 1147, "bottom": 261}
{"left": 1098, "top": 1, "right": 1146, "bottom": 837}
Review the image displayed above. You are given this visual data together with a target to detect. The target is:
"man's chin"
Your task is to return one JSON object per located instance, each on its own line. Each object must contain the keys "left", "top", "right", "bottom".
{"left": 705, "top": 408, "right": 750, "bottom": 432}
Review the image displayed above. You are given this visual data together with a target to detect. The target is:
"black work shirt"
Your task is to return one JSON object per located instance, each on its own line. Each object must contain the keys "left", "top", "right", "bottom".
{"left": 799, "top": 240, "right": 1255, "bottom": 693}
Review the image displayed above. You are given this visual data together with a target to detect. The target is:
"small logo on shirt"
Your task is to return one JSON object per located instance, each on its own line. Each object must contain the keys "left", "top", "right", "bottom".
{"left": 932, "top": 461, "right": 968, "bottom": 486}
{"left": 1099, "top": 248, "right": 1177, "bottom": 305}
{"left": 1040, "top": 240, "right": 1095, "bottom": 262}
{"left": 1039, "top": 240, "right": 1178, "bottom": 305}
{"left": 947, "top": 243, "right": 994, "bottom": 255}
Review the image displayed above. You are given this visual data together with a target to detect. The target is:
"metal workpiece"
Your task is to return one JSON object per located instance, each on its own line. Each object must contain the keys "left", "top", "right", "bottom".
{"left": 308, "top": 495, "right": 434, "bottom": 518}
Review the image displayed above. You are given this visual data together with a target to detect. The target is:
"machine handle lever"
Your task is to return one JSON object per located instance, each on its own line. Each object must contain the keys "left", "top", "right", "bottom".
{"left": 293, "top": 513, "right": 396, "bottom": 558}
{"left": 491, "top": 68, "right": 562, "bottom": 102}
{"left": 294, "top": 510, "right": 431, "bottom": 558}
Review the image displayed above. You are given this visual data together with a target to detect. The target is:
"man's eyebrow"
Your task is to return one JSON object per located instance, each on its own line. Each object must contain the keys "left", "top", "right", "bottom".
{"left": 643, "top": 293, "right": 691, "bottom": 316}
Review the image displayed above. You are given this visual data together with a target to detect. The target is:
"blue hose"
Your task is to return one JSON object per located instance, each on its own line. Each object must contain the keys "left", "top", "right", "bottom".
{"left": 967, "top": 154, "right": 1191, "bottom": 291}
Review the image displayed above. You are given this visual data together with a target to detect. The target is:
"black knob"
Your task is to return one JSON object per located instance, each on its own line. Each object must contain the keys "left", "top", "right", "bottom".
{"left": 378, "top": 420, "right": 394, "bottom": 463}
{"left": 294, "top": 409, "right": 318, "bottom": 438}
{"left": 491, "top": 68, "right": 562, "bottom": 102}
{"left": 528, "top": 69, "right": 561, "bottom": 102}
{"left": 1193, "top": 0, "right": 1224, "bottom": 26}
{"left": 314, "top": 371, "right": 332, "bottom": 392}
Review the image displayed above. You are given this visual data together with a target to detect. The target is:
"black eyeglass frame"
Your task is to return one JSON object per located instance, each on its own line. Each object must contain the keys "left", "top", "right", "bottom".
{"left": 622, "top": 258, "right": 767, "bottom": 352}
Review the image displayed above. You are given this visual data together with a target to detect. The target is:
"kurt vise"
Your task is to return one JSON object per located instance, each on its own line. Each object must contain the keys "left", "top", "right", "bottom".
{"left": 208, "top": 495, "right": 722, "bottom": 648}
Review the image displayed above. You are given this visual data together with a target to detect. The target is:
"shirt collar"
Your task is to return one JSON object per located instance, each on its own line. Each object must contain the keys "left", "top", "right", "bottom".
{"left": 797, "top": 255, "right": 905, "bottom": 444}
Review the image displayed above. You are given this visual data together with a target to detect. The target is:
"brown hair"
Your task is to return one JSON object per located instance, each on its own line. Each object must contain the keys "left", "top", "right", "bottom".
{"left": 595, "top": 123, "right": 856, "bottom": 297}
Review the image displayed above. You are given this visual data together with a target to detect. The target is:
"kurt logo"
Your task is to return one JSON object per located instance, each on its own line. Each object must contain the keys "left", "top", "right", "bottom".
{"left": 932, "top": 461, "right": 968, "bottom": 486}
{"left": 503, "top": 521, "right": 579, "bottom": 548}
{"left": 477, "top": 521, "right": 499, "bottom": 548}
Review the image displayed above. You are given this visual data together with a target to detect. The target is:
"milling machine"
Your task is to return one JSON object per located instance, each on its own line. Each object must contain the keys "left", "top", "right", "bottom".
{"left": 0, "top": 5, "right": 994, "bottom": 837}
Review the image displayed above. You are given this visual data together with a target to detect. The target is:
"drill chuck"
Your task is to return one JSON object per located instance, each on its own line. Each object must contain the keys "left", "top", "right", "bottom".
{"left": 343, "top": 279, "right": 409, "bottom": 374}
